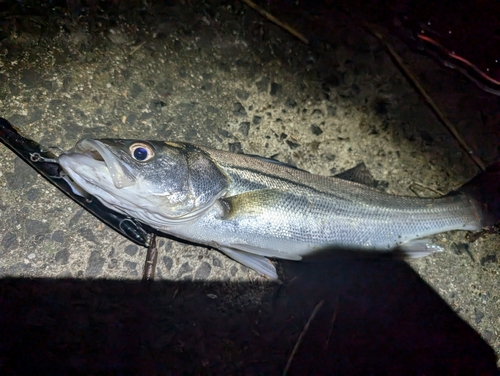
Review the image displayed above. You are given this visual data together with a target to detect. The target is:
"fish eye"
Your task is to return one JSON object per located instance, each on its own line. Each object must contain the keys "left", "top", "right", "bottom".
{"left": 130, "top": 143, "right": 155, "bottom": 162}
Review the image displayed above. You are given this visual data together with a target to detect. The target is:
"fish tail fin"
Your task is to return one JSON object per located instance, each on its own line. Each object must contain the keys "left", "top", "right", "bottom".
{"left": 458, "top": 161, "right": 500, "bottom": 227}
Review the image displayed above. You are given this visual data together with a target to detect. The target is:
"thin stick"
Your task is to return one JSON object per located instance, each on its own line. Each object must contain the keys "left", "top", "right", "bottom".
{"left": 325, "top": 296, "right": 339, "bottom": 348}
{"left": 363, "top": 22, "right": 486, "bottom": 171}
{"left": 130, "top": 41, "right": 146, "bottom": 55}
{"left": 241, "top": 0, "right": 309, "bottom": 45}
{"left": 283, "top": 299, "right": 324, "bottom": 376}
{"left": 409, "top": 182, "right": 444, "bottom": 197}
{"left": 142, "top": 234, "right": 158, "bottom": 283}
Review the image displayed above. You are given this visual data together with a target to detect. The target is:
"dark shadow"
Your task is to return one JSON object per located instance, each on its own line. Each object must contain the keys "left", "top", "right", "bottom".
{"left": 1, "top": 255, "right": 497, "bottom": 375}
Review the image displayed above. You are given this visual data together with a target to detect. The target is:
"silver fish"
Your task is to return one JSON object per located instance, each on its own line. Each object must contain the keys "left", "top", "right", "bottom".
{"left": 58, "top": 139, "right": 497, "bottom": 279}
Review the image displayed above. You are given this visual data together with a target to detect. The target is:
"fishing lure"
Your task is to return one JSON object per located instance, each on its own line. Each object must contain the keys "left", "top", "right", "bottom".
{"left": 0, "top": 117, "right": 154, "bottom": 248}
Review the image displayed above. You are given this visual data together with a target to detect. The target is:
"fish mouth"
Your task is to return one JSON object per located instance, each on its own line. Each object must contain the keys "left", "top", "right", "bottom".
{"left": 69, "top": 139, "right": 137, "bottom": 189}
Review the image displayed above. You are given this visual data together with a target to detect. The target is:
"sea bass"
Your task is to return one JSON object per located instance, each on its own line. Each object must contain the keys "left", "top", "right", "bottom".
{"left": 58, "top": 139, "right": 500, "bottom": 279}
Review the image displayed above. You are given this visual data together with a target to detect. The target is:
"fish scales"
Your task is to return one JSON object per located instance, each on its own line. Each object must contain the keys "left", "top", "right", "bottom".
{"left": 196, "top": 146, "right": 480, "bottom": 249}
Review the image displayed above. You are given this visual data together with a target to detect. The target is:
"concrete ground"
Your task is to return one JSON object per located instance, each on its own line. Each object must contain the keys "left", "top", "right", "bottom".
{"left": 0, "top": 1, "right": 498, "bottom": 373}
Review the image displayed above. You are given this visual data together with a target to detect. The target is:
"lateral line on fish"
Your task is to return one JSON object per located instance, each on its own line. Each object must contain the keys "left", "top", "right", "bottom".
{"left": 222, "top": 163, "right": 357, "bottom": 202}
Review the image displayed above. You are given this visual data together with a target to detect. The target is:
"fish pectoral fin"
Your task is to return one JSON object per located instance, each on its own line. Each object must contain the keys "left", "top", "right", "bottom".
{"left": 220, "top": 189, "right": 287, "bottom": 219}
{"left": 397, "top": 239, "right": 444, "bottom": 258}
{"left": 218, "top": 246, "right": 278, "bottom": 280}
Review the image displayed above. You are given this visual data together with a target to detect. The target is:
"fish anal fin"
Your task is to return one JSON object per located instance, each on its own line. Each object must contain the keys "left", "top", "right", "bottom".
{"left": 398, "top": 239, "right": 443, "bottom": 258}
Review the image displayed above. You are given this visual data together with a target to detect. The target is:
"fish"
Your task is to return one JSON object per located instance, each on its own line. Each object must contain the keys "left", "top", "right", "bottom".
{"left": 58, "top": 139, "right": 500, "bottom": 280}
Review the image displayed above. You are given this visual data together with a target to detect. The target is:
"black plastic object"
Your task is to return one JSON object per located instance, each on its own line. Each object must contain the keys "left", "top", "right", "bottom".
{"left": 0, "top": 117, "right": 155, "bottom": 247}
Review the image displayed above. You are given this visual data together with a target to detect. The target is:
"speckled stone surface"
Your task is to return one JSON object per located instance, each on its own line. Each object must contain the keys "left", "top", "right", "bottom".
{"left": 0, "top": 1, "right": 498, "bottom": 373}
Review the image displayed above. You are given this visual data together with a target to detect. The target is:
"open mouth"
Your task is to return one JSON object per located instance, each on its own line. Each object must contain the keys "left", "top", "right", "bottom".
{"left": 72, "top": 139, "right": 137, "bottom": 189}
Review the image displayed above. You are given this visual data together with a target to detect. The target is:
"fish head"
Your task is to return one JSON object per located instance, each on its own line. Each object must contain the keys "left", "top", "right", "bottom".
{"left": 58, "top": 139, "right": 229, "bottom": 225}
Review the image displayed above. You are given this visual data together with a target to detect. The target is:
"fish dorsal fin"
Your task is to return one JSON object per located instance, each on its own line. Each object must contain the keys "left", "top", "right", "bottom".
{"left": 246, "top": 154, "right": 384, "bottom": 189}
{"left": 245, "top": 154, "right": 308, "bottom": 172}
{"left": 220, "top": 189, "right": 287, "bottom": 219}
{"left": 334, "top": 162, "right": 380, "bottom": 188}
{"left": 244, "top": 153, "right": 386, "bottom": 191}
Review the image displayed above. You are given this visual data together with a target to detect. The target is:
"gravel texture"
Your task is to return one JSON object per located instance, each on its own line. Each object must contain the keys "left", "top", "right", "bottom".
{"left": 0, "top": 1, "right": 498, "bottom": 374}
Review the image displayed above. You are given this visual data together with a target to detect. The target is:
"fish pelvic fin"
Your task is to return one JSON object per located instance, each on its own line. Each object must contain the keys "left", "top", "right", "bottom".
{"left": 458, "top": 161, "right": 500, "bottom": 227}
{"left": 218, "top": 246, "right": 279, "bottom": 280}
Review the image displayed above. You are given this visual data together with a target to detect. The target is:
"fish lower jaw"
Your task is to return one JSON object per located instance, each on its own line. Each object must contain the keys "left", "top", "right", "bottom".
{"left": 90, "top": 199, "right": 183, "bottom": 231}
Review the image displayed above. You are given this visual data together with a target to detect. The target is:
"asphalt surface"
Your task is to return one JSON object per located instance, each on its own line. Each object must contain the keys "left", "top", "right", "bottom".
{"left": 0, "top": 1, "right": 498, "bottom": 373}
